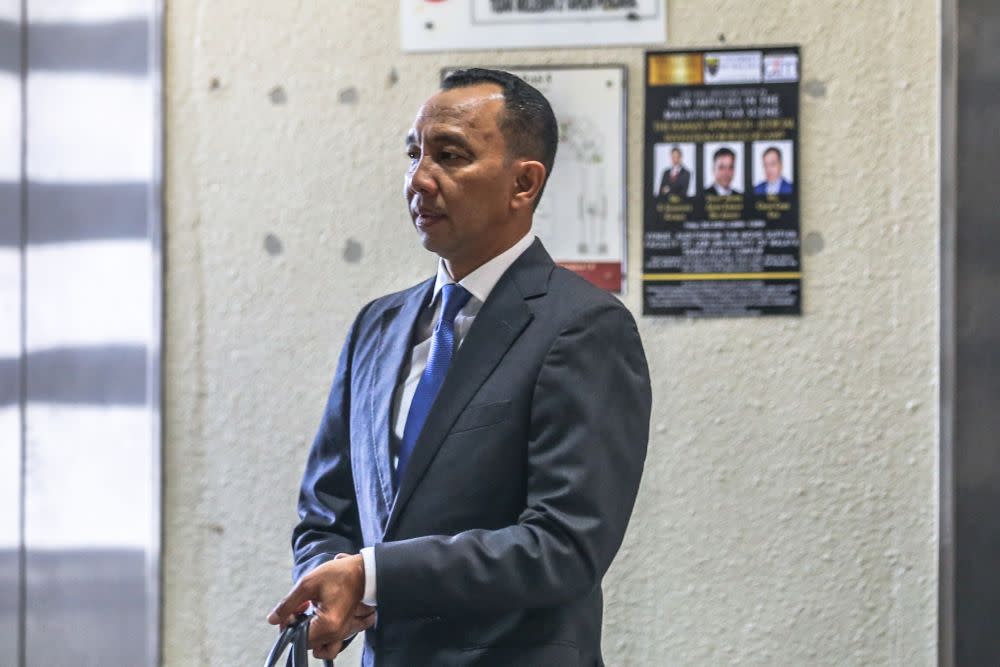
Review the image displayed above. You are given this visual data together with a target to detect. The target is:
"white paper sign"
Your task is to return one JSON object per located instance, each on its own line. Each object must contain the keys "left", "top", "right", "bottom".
{"left": 403, "top": 0, "right": 667, "bottom": 52}
{"left": 505, "top": 66, "right": 627, "bottom": 292}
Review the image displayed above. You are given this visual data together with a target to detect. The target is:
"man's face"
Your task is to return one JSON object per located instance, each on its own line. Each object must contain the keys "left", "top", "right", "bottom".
{"left": 671, "top": 149, "right": 681, "bottom": 166}
{"left": 713, "top": 154, "right": 735, "bottom": 189}
{"left": 763, "top": 151, "right": 782, "bottom": 183}
{"left": 404, "top": 84, "right": 515, "bottom": 265}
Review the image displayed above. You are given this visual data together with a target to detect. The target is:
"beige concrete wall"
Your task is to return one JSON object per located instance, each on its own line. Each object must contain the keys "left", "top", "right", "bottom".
{"left": 163, "top": 2, "right": 939, "bottom": 665}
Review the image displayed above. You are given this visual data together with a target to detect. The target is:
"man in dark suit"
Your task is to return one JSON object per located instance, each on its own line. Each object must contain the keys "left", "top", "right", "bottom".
{"left": 753, "top": 146, "right": 793, "bottom": 195}
{"left": 268, "top": 68, "right": 652, "bottom": 666}
{"left": 704, "top": 146, "right": 742, "bottom": 196}
{"left": 658, "top": 146, "right": 691, "bottom": 197}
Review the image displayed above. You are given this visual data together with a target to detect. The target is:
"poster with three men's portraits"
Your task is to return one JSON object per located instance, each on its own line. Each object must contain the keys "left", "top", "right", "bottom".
{"left": 643, "top": 46, "right": 802, "bottom": 316}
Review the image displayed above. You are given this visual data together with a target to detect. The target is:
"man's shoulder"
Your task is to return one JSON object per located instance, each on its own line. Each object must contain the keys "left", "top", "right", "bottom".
{"left": 523, "top": 267, "right": 643, "bottom": 361}
{"left": 541, "top": 266, "right": 633, "bottom": 325}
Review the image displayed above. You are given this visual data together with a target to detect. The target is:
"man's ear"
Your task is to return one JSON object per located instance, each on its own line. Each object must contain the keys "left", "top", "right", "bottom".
{"left": 511, "top": 160, "right": 546, "bottom": 211}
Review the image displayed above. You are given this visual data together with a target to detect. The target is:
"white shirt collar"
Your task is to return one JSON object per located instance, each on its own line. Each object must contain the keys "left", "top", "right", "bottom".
{"left": 432, "top": 231, "right": 536, "bottom": 305}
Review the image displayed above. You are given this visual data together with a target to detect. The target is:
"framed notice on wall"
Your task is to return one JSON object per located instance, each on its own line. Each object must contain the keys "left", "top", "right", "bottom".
{"left": 642, "top": 46, "right": 802, "bottom": 316}
{"left": 444, "top": 65, "right": 628, "bottom": 292}
{"left": 405, "top": 0, "right": 667, "bottom": 52}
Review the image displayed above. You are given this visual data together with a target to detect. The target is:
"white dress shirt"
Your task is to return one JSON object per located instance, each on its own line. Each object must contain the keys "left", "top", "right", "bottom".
{"left": 358, "top": 231, "right": 536, "bottom": 606}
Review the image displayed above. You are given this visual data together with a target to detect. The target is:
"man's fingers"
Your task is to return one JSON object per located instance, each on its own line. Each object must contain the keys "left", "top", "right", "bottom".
{"left": 307, "top": 611, "right": 342, "bottom": 649}
{"left": 267, "top": 578, "right": 316, "bottom": 625}
{"left": 276, "top": 601, "right": 312, "bottom": 630}
{"left": 341, "top": 608, "right": 377, "bottom": 637}
{"left": 313, "top": 641, "right": 343, "bottom": 661}
{"left": 353, "top": 603, "right": 376, "bottom": 618}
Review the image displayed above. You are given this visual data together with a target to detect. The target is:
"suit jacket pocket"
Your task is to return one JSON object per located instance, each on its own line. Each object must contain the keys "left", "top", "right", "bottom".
{"left": 449, "top": 400, "right": 512, "bottom": 435}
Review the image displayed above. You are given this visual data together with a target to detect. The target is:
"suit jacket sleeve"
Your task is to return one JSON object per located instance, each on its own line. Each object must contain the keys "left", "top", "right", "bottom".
{"left": 290, "top": 304, "right": 369, "bottom": 582}
{"left": 677, "top": 168, "right": 690, "bottom": 194}
{"left": 658, "top": 170, "right": 670, "bottom": 194}
{"left": 374, "top": 302, "right": 652, "bottom": 619}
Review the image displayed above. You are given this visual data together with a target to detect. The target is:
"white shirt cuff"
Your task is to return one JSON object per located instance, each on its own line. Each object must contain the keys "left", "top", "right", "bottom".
{"left": 360, "top": 546, "right": 377, "bottom": 606}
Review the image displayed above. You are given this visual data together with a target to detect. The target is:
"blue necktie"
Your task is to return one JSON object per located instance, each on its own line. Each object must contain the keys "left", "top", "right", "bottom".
{"left": 396, "top": 283, "right": 472, "bottom": 488}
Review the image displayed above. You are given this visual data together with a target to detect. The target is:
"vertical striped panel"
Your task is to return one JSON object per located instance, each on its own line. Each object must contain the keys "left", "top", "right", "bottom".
{"left": 0, "top": 4, "right": 24, "bottom": 665}
{"left": 12, "top": 0, "right": 162, "bottom": 664}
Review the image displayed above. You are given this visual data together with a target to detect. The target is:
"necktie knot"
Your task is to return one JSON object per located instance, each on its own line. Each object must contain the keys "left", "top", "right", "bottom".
{"left": 439, "top": 283, "right": 471, "bottom": 328}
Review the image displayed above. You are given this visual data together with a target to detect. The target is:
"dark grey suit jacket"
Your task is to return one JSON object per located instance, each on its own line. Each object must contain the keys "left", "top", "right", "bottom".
{"left": 659, "top": 165, "right": 690, "bottom": 197}
{"left": 704, "top": 183, "right": 742, "bottom": 196}
{"left": 292, "top": 239, "right": 652, "bottom": 666}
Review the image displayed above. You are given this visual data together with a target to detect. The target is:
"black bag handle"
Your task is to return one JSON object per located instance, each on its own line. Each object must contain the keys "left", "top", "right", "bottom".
{"left": 263, "top": 612, "right": 334, "bottom": 667}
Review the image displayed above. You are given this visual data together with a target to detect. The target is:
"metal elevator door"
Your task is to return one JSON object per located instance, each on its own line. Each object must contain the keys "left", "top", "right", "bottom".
{"left": 941, "top": 0, "right": 1000, "bottom": 665}
{"left": 1, "top": 1, "right": 163, "bottom": 664}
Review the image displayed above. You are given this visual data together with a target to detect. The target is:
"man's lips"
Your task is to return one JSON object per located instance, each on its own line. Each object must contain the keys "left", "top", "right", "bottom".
{"left": 413, "top": 209, "right": 446, "bottom": 227}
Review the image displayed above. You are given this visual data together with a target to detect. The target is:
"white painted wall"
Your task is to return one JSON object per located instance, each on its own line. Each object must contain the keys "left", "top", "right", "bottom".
{"left": 164, "top": 2, "right": 939, "bottom": 664}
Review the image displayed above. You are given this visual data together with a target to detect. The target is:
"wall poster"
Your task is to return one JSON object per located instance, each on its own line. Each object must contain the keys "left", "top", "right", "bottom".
{"left": 444, "top": 65, "right": 628, "bottom": 292}
{"left": 404, "top": 0, "right": 667, "bottom": 52}
{"left": 643, "top": 46, "right": 802, "bottom": 316}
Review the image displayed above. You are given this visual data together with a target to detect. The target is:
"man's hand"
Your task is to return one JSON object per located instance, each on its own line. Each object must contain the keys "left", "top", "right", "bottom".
{"left": 267, "top": 554, "right": 371, "bottom": 659}
{"left": 310, "top": 602, "right": 377, "bottom": 660}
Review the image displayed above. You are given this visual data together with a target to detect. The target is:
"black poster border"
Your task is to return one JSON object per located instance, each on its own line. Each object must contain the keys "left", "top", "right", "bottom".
{"left": 642, "top": 45, "right": 803, "bottom": 318}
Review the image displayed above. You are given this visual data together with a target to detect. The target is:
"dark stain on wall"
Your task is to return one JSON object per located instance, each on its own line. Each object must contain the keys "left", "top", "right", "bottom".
{"left": 338, "top": 86, "right": 359, "bottom": 104}
{"left": 343, "top": 238, "right": 363, "bottom": 263}
{"left": 268, "top": 85, "right": 287, "bottom": 105}
{"left": 264, "top": 233, "right": 284, "bottom": 256}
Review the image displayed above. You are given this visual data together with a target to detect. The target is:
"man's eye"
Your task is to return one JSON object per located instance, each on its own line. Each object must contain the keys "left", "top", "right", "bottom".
{"left": 441, "top": 151, "right": 463, "bottom": 161}
{"left": 406, "top": 149, "right": 419, "bottom": 160}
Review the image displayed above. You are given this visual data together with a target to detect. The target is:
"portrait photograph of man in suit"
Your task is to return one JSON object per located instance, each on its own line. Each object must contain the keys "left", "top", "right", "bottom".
{"left": 702, "top": 143, "right": 744, "bottom": 196}
{"left": 656, "top": 144, "right": 693, "bottom": 198}
{"left": 752, "top": 142, "right": 794, "bottom": 196}
{"left": 267, "top": 68, "right": 652, "bottom": 666}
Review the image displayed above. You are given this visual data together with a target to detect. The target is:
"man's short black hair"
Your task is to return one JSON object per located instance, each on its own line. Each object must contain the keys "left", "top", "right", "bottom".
{"left": 441, "top": 67, "right": 558, "bottom": 209}
{"left": 763, "top": 146, "right": 782, "bottom": 162}
{"left": 671, "top": 146, "right": 682, "bottom": 155}
{"left": 713, "top": 147, "right": 736, "bottom": 164}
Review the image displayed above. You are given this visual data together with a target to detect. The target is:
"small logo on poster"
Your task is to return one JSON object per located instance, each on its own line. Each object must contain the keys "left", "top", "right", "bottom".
{"left": 703, "top": 51, "right": 763, "bottom": 85}
{"left": 763, "top": 54, "right": 799, "bottom": 82}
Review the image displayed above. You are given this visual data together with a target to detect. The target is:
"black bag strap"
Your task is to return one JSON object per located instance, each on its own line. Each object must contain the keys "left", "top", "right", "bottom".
{"left": 263, "top": 612, "right": 334, "bottom": 667}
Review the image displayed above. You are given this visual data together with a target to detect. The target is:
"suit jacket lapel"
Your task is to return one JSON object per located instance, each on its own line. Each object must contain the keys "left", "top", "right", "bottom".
{"left": 369, "top": 279, "right": 434, "bottom": 527}
{"left": 385, "top": 240, "right": 553, "bottom": 536}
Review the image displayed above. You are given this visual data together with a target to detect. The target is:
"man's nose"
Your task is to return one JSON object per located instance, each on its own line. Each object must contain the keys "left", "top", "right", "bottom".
{"left": 408, "top": 157, "right": 437, "bottom": 196}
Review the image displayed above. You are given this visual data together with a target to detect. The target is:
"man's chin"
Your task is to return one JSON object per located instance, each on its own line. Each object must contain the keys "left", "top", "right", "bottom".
{"left": 414, "top": 229, "right": 449, "bottom": 256}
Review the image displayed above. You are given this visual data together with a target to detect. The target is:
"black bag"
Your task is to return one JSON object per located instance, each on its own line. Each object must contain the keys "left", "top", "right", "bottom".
{"left": 263, "top": 613, "right": 334, "bottom": 667}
